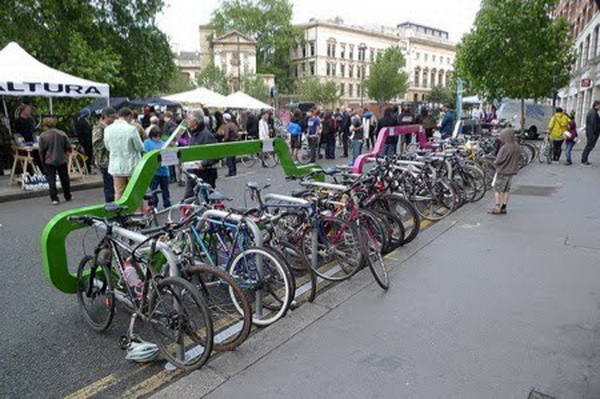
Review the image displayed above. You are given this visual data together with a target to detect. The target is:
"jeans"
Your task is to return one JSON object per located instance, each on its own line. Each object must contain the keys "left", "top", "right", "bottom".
{"left": 308, "top": 135, "right": 319, "bottom": 163}
{"left": 150, "top": 175, "right": 171, "bottom": 208}
{"left": 342, "top": 131, "right": 349, "bottom": 156}
{"left": 325, "top": 136, "right": 336, "bottom": 159}
{"left": 348, "top": 140, "right": 363, "bottom": 165}
{"left": 99, "top": 167, "right": 115, "bottom": 202}
{"left": 226, "top": 156, "right": 237, "bottom": 176}
{"left": 582, "top": 131, "right": 599, "bottom": 163}
{"left": 552, "top": 139, "right": 563, "bottom": 161}
{"left": 45, "top": 163, "right": 71, "bottom": 202}
{"left": 384, "top": 143, "right": 397, "bottom": 157}
{"left": 565, "top": 141, "right": 575, "bottom": 164}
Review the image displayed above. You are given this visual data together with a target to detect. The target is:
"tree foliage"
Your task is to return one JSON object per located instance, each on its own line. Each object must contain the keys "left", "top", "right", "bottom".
{"left": 211, "top": 0, "right": 303, "bottom": 93}
{"left": 455, "top": 0, "right": 575, "bottom": 102}
{"left": 297, "top": 78, "right": 340, "bottom": 107}
{"left": 163, "top": 73, "right": 196, "bottom": 95}
{"left": 197, "top": 63, "right": 231, "bottom": 95}
{"left": 242, "top": 76, "right": 270, "bottom": 103}
{"left": 364, "top": 46, "right": 409, "bottom": 104}
{"left": 0, "top": 0, "right": 178, "bottom": 98}
{"left": 428, "top": 85, "right": 453, "bottom": 105}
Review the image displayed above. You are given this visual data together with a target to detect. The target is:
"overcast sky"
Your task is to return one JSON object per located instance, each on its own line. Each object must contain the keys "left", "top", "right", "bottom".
{"left": 157, "top": 0, "right": 481, "bottom": 51}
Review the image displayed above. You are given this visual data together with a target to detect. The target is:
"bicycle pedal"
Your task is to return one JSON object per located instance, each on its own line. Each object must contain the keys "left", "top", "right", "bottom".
{"left": 118, "top": 335, "right": 130, "bottom": 350}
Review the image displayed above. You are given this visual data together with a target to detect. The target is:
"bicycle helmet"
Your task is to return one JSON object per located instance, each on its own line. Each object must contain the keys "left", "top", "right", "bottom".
{"left": 125, "top": 340, "right": 160, "bottom": 363}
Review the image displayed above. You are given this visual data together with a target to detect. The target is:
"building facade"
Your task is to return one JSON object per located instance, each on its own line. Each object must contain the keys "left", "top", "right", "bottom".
{"left": 175, "top": 50, "right": 202, "bottom": 83}
{"left": 556, "top": 0, "right": 600, "bottom": 127}
{"left": 290, "top": 18, "right": 456, "bottom": 106}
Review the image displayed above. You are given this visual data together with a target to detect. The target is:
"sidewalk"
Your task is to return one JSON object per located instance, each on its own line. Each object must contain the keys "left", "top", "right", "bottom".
{"left": 153, "top": 162, "right": 600, "bottom": 399}
{"left": 0, "top": 173, "right": 103, "bottom": 203}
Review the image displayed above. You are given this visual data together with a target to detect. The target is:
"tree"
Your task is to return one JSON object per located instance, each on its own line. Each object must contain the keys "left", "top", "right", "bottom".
{"left": 242, "top": 76, "right": 270, "bottom": 103}
{"left": 364, "top": 46, "right": 409, "bottom": 104}
{"left": 297, "top": 78, "right": 340, "bottom": 108}
{"left": 428, "top": 85, "right": 453, "bottom": 105}
{"left": 163, "top": 73, "right": 196, "bottom": 95}
{"left": 197, "top": 63, "right": 231, "bottom": 95}
{"left": 211, "top": 0, "right": 303, "bottom": 92}
{"left": 455, "top": 0, "right": 575, "bottom": 133}
{"left": 0, "top": 0, "right": 178, "bottom": 98}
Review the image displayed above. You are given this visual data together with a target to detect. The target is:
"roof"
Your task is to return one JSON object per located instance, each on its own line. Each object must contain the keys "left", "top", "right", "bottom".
{"left": 296, "top": 20, "right": 400, "bottom": 41}
{"left": 397, "top": 21, "right": 449, "bottom": 36}
{"left": 177, "top": 51, "right": 200, "bottom": 61}
{"left": 0, "top": 41, "right": 109, "bottom": 98}
{"left": 213, "top": 30, "right": 256, "bottom": 44}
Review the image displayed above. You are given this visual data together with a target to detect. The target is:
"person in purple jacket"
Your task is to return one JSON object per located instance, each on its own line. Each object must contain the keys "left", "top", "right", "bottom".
{"left": 564, "top": 111, "right": 578, "bottom": 166}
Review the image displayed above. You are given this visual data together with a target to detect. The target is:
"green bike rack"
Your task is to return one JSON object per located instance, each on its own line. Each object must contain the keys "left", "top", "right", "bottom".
{"left": 40, "top": 137, "right": 323, "bottom": 293}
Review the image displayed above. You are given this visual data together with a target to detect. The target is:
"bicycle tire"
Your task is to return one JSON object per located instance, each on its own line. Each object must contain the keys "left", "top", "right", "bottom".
{"left": 76, "top": 254, "right": 115, "bottom": 332}
{"left": 413, "top": 178, "right": 457, "bottom": 221}
{"left": 372, "top": 209, "right": 405, "bottom": 250}
{"left": 184, "top": 265, "right": 252, "bottom": 352}
{"left": 297, "top": 148, "right": 312, "bottom": 165}
{"left": 358, "top": 209, "right": 389, "bottom": 254}
{"left": 463, "top": 165, "right": 486, "bottom": 202}
{"left": 148, "top": 276, "right": 214, "bottom": 371}
{"left": 276, "top": 241, "right": 317, "bottom": 303}
{"left": 240, "top": 154, "right": 257, "bottom": 168}
{"left": 228, "top": 246, "right": 293, "bottom": 326}
{"left": 361, "top": 224, "right": 389, "bottom": 290}
{"left": 373, "top": 194, "right": 421, "bottom": 245}
{"left": 261, "top": 152, "right": 279, "bottom": 168}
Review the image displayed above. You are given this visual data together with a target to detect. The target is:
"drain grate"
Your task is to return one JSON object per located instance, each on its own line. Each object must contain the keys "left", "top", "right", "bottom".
{"left": 511, "top": 185, "right": 558, "bottom": 197}
{"left": 527, "top": 389, "right": 556, "bottom": 399}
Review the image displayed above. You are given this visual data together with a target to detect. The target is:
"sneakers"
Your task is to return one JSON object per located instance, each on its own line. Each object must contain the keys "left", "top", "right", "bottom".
{"left": 52, "top": 200, "right": 59, "bottom": 205}
{"left": 565, "top": 161, "right": 572, "bottom": 166}
{"left": 488, "top": 206, "right": 507, "bottom": 215}
{"left": 582, "top": 161, "right": 592, "bottom": 166}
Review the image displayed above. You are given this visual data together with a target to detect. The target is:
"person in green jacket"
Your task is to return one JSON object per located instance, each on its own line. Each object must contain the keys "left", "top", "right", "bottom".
{"left": 103, "top": 107, "right": 144, "bottom": 200}
{"left": 548, "top": 107, "right": 570, "bottom": 162}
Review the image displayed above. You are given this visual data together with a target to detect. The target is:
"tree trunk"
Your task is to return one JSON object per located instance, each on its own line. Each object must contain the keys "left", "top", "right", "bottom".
{"left": 520, "top": 98, "right": 526, "bottom": 136}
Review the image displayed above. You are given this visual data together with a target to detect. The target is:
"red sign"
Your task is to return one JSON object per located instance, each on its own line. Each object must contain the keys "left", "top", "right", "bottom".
{"left": 581, "top": 78, "right": 592, "bottom": 88}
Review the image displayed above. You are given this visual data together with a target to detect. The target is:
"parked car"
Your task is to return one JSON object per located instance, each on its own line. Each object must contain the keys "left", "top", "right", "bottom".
{"left": 497, "top": 100, "right": 553, "bottom": 139}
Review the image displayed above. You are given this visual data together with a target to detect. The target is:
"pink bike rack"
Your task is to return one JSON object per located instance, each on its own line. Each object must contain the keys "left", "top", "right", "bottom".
{"left": 352, "top": 124, "right": 429, "bottom": 173}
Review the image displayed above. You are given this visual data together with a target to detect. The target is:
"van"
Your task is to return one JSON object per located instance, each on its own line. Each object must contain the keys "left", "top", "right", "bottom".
{"left": 497, "top": 101, "right": 553, "bottom": 139}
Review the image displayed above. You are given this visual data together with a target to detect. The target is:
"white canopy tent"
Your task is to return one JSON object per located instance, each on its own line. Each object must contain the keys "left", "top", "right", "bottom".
{"left": 462, "top": 95, "right": 483, "bottom": 104}
{"left": 214, "top": 91, "right": 273, "bottom": 109}
{"left": 163, "top": 87, "right": 226, "bottom": 106}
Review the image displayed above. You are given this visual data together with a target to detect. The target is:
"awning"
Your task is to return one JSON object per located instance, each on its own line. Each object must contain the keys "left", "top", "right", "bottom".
{"left": 128, "top": 97, "right": 181, "bottom": 108}
{"left": 163, "top": 87, "right": 226, "bottom": 106}
{"left": 82, "top": 97, "right": 130, "bottom": 115}
{"left": 213, "top": 91, "right": 273, "bottom": 109}
{"left": 0, "top": 42, "right": 109, "bottom": 98}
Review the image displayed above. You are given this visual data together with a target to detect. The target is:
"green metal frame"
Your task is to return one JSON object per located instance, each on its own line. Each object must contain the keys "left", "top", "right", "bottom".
{"left": 40, "top": 138, "right": 322, "bottom": 293}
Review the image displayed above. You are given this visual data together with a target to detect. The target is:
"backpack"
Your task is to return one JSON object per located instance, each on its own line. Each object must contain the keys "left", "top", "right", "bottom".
{"left": 288, "top": 121, "right": 302, "bottom": 136}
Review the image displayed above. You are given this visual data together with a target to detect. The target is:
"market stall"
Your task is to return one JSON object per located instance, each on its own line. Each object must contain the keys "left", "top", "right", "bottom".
{"left": 163, "top": 87, "right": 226, "bottom": 106}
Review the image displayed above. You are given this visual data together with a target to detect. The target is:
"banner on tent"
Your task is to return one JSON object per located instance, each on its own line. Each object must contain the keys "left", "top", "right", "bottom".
{"left": 0, "top": 81, "right": 109, "bottom": 98}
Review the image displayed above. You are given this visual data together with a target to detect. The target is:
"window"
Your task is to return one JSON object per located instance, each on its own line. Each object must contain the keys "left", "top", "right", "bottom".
{"left": 309, "top": 41, "right": 315, "bottom": 56}
{"left": 302, "top": 45, "right": 306, "bottom": 58}
{"left": 327, "top": 43, "right": 337, "bottom": 57}
{"left": 594, "top": 25, "right": 599, "bottom": 58}
{"left": 370, "top": 48, "right": 375, "bottom": 62}
{"left": 414, "top": 69, "right": 420, "bottom": 87}
{"left": 424, "top": 53, "right": 428, "bottom": 62}
{"left": 357, "top": 66, "right": 361, "bottom": 78}
{"left": 432, "top": 55, "right": 436, "bottom": 63}
{"left": 358, "top": 46, "right": 367, "bottom": 61}
{"left": 349, "top": 45, "right": 354, "bottom": 60}
{"left": 357, "top": 84, "right": 361, "bottom": 97}
{"left": 422, "top": 93, "right": 426, "bottom": 101}
{"left": 423, "top": 71, "right": 428, "bottom": 88}
{"left": 332, "top": 44, "right": 336, "bottom": 57}
{"left": 293, "top": 65, "right": 298, "bottom": 77}
{"left": 349, "top": 64, "right": 354, "bottom": 78}
{"left": 340, "top": 83, "right": 345, "bottom": 96}
{"left": 341, "top": 44, "right": 346, "bottom": 58}
{"left": 430, "top": 71, "right": 436, "bottom": 87}
{"left": 585, "top": 34, "right": 591, "bottom": 61}
{"left": 309, "top": 61, "right": 315, "bottom": 75}
{"left": 340, "top": 63, "right": 345, "bottom": 76}
{"left": 301, "top": 63, "right": 306, "bottom": 73}
{"left": 413, "top": 93, "right": 418, "bottom": 102}
{"left": 332, "top": 62, "right": 337, "bottom": 76}
{"left": 349, "top": 83, "right": 353, "bottom": 97}
{"left": 326, "top": 62, "right": 331, "bottom": 76}
{"left": 447, "top": 57, "right": 450, "bottom": 64}
{"left": 416, "top": 52, "right": 420, "bottom": 60}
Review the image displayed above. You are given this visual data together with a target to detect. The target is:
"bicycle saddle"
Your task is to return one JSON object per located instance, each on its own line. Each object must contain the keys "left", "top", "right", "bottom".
{"left": 143, "top": 189, "right": 162, "bottom": 201}
{"left": 324, "top": 166, "right": 341, "bottom": 175}
{"left": 291, "top": 189, "right": 311, "bottom": 198}
{"left": 246, "top": 181, "right": 271, "bottom": 191}
{"left": 208, "top": 192, "right": 233, "bottom": 202}
{"left": 105, "top": 203, "right": 126, "bottom": 213}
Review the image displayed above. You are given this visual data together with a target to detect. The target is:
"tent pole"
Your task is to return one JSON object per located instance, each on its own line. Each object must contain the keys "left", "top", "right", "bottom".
{"left": 49, "top": 97, "right": 53, "bottom": 115}
{"left": 107, "top": 97, "right": 110, "bottom": 106}
{"left": 2, "top": 96, "right": 11, "bottom": 134}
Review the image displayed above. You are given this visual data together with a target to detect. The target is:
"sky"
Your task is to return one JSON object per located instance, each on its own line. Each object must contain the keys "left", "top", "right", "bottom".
{"left": 157, "top": 0, "right": 481, "bottom": 52}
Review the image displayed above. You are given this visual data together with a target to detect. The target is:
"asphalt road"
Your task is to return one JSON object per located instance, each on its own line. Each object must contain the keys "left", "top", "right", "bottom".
{"left": 0, "top": 155, "right": 345, "bottom": 399}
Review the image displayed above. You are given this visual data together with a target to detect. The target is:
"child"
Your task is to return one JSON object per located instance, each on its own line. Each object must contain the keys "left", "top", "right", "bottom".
{"left": 489, "top": 128, "right": 521, "bottom": 215}
{"left": 564, "top": 111, "right": 578, "bottom": 166}
{"left": 143, "top": 129, "right": 171, "bottom": 208}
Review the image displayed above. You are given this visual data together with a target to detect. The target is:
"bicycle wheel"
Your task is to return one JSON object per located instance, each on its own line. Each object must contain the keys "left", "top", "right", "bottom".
{"left": 184, "top": 265, "right": 252, "bottom": 352}
{"left": 297, "top": 147, "right": 312, "bottom": 165}
{"left": 360, "top": 221, "right": 389, "bottom": 290}
{"left": 148, "top": 277, "right": 214, "bottom": 370}
{"left": 301, "top": 216, "right": 363, "bottom": 281}
{"left": 373, "top": 194, "right": 420, "bottom": 245}
{"left": 276, "top": 241, "right": 317, "bottom": 303}
{"left": 463, "top": 165, "right": 486, "bottom": 202}
{"left": 76, "top": 254, "right": 115, "bottom": 332}
{"left": 413, "top": 179, "right": 457, "bottom": 221}
{"left": 372, "top": 209, "right": 405, "bottom": 251}
{"left": 261, "top": 152, "right": 279, "bottom": 168}
{"left": 228, "top": 247, "right": 293, "bottom": 326}
{"left": 358, "top": 209, "right": 389, "bottom": 254}
{"left": 240, "top": 154, "right": 257, "bottom": 168}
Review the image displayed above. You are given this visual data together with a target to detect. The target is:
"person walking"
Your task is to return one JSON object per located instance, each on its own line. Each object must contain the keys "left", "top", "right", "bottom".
{"left": 38, "top": 117, "right": 72, "bottom": 205}
{"left": 548, "top": 107, "right": 570, "bottom": 162}
{"left": 307, "top": 109, "right": 322, "bottom": 163}
{"left": 363, "top": 109, "right": 374, "bottom": 150}
{"left": 92, "top": 107, "right": 117, "bottom": 202}
{"left": 143, "top": 129, "right": 171, "bottom": 208}
{"left": 223, "top": 113, "right": 240, "bottom": 177}
{"left": 347, "top": 109, "right": 364, "bottom": 166}
{"left": 103, "top": 107, "right": 144, "bottom": 200}
{"left": 288, "top": 109, "right": 304, "bottom": 162}
{"left": 581, "top": 100, "right": 600, "bottom": 165}
{"left": 340, "top": 108, "right": 351, "bottom": 158}
{"left": 489, "top": 128, "right": 521, "bottom": 215}
{"left": 564, "top": 111, "right": 578, "bottom": 166}
{"left": 440, "top": 104, "right": 455, "bottom": 139}
{"left": 322, "top": 112, "right": 336, "bottom": 159}
{"left": 378, "top": 107, "right": 398, "bottom": 156}
{"left": 75, "top": 109, "right": 94, "bottom": 173}
{"left": 184, "top": 109, "right": 218, "bottom": 196}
